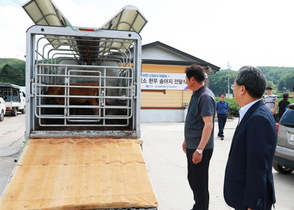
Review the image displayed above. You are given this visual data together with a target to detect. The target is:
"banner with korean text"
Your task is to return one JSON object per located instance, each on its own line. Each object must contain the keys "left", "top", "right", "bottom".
{"left": 141, "top": 72, "right": 188, "bottom": 90}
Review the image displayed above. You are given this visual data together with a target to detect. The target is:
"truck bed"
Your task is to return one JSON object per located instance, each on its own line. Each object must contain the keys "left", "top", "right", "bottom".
{"left": 0, "top": 137, "right": 158, "bottom": 210}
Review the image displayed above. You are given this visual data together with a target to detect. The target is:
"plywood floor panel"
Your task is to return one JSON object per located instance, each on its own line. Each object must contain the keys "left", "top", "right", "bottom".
{"left": 0, "top": 137, "right": 158, "bottom": 210}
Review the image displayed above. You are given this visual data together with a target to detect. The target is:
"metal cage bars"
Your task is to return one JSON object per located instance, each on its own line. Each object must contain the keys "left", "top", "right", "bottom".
{"left": 34, "top": 64, "right": 134, "bottom": 127}
{"left": 26, "top": 26, "right": 142, "bottom": 138}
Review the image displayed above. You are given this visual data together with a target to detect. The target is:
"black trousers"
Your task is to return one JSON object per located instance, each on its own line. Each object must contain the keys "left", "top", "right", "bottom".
{"left": 186, "top": 149, "right": 213, "bottom": 210}
{"left": 217, "top": 113, "right": 227, "bottom": 137}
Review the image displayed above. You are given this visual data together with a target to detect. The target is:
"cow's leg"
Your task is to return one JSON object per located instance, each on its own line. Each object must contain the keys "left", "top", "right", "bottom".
{"left": 88, "top": 99, "right": 99, "bottom": 115}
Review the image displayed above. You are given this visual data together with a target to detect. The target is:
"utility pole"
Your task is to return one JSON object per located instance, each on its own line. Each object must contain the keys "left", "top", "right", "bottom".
{"left": 227, "top": 62, "right": 231, "bottom": 97}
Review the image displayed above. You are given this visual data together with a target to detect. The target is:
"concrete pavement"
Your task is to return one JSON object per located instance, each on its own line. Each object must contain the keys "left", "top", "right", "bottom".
{"left": 141, "top": 118, "right": 294, "bottom": 210}
{"left": 0, "top": 114, "right": 25, "bottom": 196}
{"left": 1, "top": 116, "right": 293, "bottom": 209}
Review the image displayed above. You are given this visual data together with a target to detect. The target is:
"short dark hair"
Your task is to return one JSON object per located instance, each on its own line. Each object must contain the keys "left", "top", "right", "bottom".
{"left": 219, "top": 93, "right": 225, "bottom": 97}
{"left": 235, "top": 66, "right": 266, "bottom": 98}
{"left": 265, "top": 86, "right": 272, "bottom": 90}
{"left": 185, "top": 64, "right": 205, "bottom": 82}
{"left": 283, "top": 92, "right": 289, "bottom": 99}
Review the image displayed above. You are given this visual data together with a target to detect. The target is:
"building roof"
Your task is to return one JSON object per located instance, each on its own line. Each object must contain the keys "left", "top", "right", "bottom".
{"left": 0, "top": 82, "right": 20, "bottom": 89}
{"left": 142, "top": 41, "right": 220, "bottom": 73}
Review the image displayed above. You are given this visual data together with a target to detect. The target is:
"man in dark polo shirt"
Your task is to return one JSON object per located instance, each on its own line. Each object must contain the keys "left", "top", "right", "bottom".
{"left": 182, "top": 64, "right": 216, "bottom": 210}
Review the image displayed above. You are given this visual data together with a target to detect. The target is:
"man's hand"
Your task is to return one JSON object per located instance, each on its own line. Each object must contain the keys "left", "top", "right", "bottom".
{"left": 192, "top": 150, "right": 202, "bottom": 164}
{"left": 182, "top": 141, "right": 186, "bottom": 153}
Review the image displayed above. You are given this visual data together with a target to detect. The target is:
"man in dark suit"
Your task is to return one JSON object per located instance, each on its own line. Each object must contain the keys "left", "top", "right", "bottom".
{"left": 224, "top": 66, "right": 277, "bottom": 210}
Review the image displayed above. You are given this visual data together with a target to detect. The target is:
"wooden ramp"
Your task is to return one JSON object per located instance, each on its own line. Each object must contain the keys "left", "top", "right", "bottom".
{"left": 0, "top": 137, "right": 158, "bottom": 210}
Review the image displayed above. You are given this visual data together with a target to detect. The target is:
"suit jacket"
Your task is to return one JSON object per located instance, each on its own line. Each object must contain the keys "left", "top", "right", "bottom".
{"left": 224, "top": 100, "right": 277, "bottom": 210}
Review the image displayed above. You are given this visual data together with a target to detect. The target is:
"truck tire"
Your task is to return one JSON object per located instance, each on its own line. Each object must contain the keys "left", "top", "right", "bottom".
{"left": 0, "top": 111, "right": 4, "bottom": 121}
{"left": 21, "top": 106, "right": 26, "bottom": 114}
{"left": 11, "top": 108, "right": 18, "bottom": 116}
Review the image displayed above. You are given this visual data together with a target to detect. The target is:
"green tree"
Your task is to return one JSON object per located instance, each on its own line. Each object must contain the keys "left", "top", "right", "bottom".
{"left": 209, "top": 70, "right": 238, "bottom": 95}
{"left": 0, "top": 64, "right": 25, "bottom": 85}
{"left": 258, "top": 66, "right": 294, "bottom": 88}
{"left": 278, "top": 72, "right": 294, "bottom": 92}
{"left": 0, "top": 58, "right": 26, "bottom": 85}
{"left": 210, "top": 67, "right": 294, "bottom": 97}
{"left": 266, "top": 81, "right": 275, "bottom": 90}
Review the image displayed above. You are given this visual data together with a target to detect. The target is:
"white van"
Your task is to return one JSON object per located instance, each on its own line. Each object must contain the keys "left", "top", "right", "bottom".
{"left": 0, "top": 97, "right": 6, "bottom": 121}
{"left": 0, "top": 83, "right": 26, "bottom": 116}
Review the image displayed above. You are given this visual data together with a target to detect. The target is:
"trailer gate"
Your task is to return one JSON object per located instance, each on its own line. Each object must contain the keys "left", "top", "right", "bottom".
{"left": 25, "top": 26, "right": 142, "bottom": 139}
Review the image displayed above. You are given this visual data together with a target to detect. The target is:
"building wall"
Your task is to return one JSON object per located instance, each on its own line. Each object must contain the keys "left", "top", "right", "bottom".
{"left": 142, "top": 46, "right": 192, "bottom": 61}
{"left": 140, "top": 109, "right": 187, "bottom": 123}
{"left": 141, "top": 64, "right": 193, "bottom": 109}
{"left": 142, "top": 64, "right": 186, "bottom": 73}
{"left": 140, "top": 64, "right": 192, "bottom": 122}
{"left": 139, "top": 42, "right": 216, "bottom": 122}
{"left": 141, "top": 90, "right": 192, "bottom": 108}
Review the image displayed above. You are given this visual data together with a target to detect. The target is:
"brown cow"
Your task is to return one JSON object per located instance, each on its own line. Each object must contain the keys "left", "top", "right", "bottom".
{"left": 47, "top": 83, "right": 104, "bottom": 115}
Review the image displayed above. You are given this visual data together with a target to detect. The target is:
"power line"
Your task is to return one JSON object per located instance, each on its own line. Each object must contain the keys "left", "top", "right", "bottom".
{"left": 10, "top": 0, "right": 22, "bottom": 6}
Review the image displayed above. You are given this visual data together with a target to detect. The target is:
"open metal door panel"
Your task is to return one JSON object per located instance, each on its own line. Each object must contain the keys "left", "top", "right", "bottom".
{"left": 22, "top": 1, "right": 148, "bottom": 63}
{"left": 100, "top": 5, "right": 148, "bottom": 54}
{"left": 22, "top": 0, "right": 71, "bottom": 27}
{"left": 22, "top": 0, "right": 74, "bottom": 49}
{"left": 101, "top": 5, "right": 148, "bottom": 33}
{"left": 76, "top": 4, "right": 148, "bottom": 60}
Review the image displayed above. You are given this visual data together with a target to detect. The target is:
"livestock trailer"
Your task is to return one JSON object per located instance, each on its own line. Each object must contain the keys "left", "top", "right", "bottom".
{"left": 0, "top": 11, "right": 158, "bottom": 210}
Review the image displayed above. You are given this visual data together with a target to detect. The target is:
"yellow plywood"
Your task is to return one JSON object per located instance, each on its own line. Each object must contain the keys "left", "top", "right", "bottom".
{"left": 183, "top": 90, "right": 193, "bottom": 106}
{"left": 141, "top": 90, "right": 192, "bottom": 108}
{"left": 0, "top": 137, "right": 158, "bottom": 210}
{"left": 142, "top": 64, "right": 186, "bottom": 74}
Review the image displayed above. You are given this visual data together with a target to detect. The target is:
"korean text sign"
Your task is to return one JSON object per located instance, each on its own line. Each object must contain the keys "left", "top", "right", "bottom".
{"left": 141, "top": 73, "right": 188, "bottom": 90}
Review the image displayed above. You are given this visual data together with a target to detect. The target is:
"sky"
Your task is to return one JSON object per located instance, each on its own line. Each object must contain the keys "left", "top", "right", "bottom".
{"left": 1, "top": 0, "right": 294, "bottom": 70}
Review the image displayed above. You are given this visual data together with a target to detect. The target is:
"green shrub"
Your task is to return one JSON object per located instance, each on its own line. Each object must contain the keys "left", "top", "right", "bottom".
{"left": 216, "top": 97, "right": 240, "bottom": 117}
